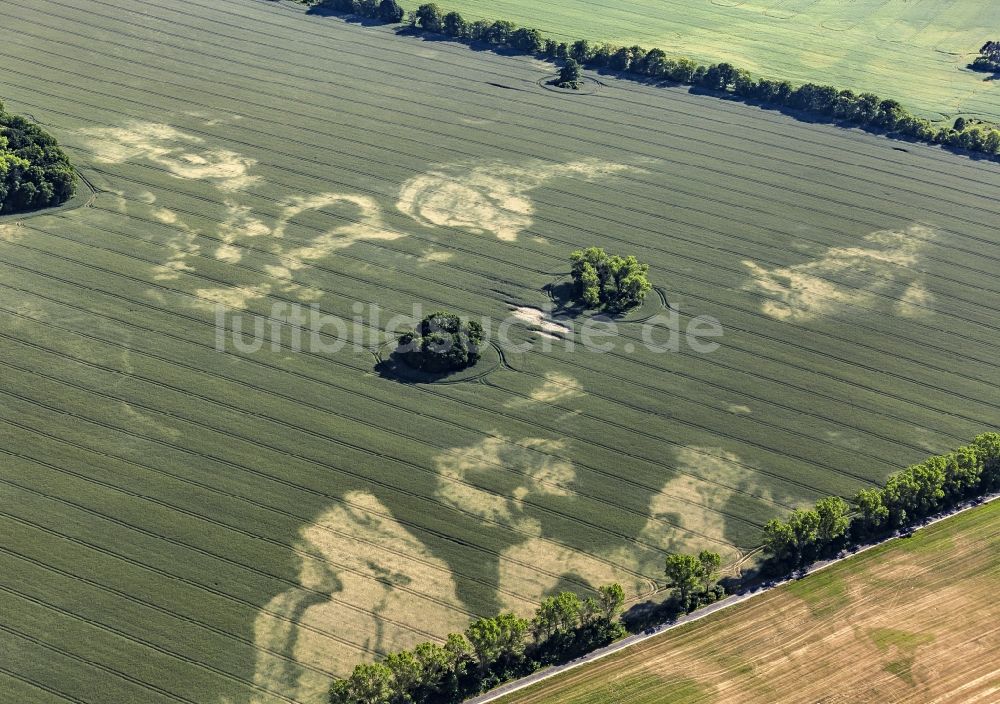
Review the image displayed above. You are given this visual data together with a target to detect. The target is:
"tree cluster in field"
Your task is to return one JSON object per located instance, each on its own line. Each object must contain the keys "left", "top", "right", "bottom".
{"left": 569, "top": 247, "right": 652, "bottom": 311}
{"left": 312, "top": 0, "right": 1000, "bottom": 160}
{"left": 320, "top": 0, "right": 405, "bottom": 23}
{"left": 396, "top": 311, "right": 483, "bottom": 373}
{"left": 762, "top": 433, "right": 1000, "bottom": 572}
{"left": 553, "top": 58, "right": 583, "bottom": 90}
{"left": 328, "top": 584, "right": 628, "bottom": 704}
{"left": 0, "top": 100, "right": 76, "bottom": 215}
{"left": 971, "top": 41, "right": 1000, "bottom": 74}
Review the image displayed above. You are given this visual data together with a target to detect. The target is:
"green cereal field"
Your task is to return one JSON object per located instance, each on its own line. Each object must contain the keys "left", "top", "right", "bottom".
{"left": 0, "top": 0, "right": 998, "bottom": 702}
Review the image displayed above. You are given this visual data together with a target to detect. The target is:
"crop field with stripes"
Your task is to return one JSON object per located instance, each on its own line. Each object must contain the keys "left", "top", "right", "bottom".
{"left": 441, "top": 0, "right": 1000, "bottom": 123}
{"left": 0, "top": 0, "right": 998, "bottom": 703}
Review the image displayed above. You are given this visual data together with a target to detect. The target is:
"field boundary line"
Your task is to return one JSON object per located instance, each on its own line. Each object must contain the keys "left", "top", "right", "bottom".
{"left": 464, "top": 492, "right": 1000, "bottom": 703}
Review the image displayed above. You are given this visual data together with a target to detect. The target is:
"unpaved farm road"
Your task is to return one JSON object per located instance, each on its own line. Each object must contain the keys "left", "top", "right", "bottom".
{"left": 464, "top": 492, "right": 1000, "bottom": 704}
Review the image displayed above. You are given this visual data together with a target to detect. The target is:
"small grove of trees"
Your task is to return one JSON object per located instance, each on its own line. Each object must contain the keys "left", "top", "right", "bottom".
{"left": 329, "top": 584, "right": 627, "bottom": 704}
{"left": 319, "top": 0, "right": 403, "bottom": 22}
{"left": 971, "top": 41, "right": 1000, "bottom": 73}
{"left": 396, "top": 311, "right": 483, "bottom": 373}
{"left": 569, "top": 247, "right": 652, "bottom": 311}
{"left": 763, "top": 434, "right": 1000, "bottom": 573}
{"left": 1, "top": 100, "right": 76, "bottom": 214}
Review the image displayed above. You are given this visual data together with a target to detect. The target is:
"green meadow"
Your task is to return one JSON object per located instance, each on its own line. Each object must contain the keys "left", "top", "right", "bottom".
{"left": 442, "top": 0, "right": 1000, "bottom": 122}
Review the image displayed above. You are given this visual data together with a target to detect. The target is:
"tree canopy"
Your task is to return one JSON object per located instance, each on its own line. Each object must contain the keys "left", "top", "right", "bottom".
{"left": 0, "top": 100, "right": 76, "bottom": 215}
{"left": 972, "top": 41, "right": 1000, "bottom": 73}
{"left": 663, "top": 550, "right": 723, "bottom": 608}
{"left": 330, "top": 583, "right": 626, "bottom": 703}
{"left": 555, "top": 58, "right": 582, "bottom": 89}
{"left": 569, "top": 247, "right": 652, "bottom": 311}
{"left": 396, "top": 311, "right": 483, "bottom": 373}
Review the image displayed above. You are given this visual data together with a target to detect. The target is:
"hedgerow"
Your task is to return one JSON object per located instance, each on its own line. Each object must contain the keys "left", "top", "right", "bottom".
{"left": 306, "top": 0, "right": 1000, "bottom": 160}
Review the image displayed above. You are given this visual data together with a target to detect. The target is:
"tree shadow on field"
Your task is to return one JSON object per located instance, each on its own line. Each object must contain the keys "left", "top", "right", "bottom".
{"left": 396, "top": 26, "right": 544, "bottom": 60}
{"left": 305, "top": 4, "right": 386, "bottom": 26}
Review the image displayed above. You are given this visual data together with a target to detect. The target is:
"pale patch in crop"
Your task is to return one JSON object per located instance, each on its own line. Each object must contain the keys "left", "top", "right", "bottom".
{"left": 80, "top": 121, "right": 260, "bottom": 191}
{"left": 195, "top": 283, "right": 273, "bottom": 309}
{"left": 727, "top": 403, "right": 752, "bottom": 414}
{"left": 0, "top": 224, "right": 22, "bottom": 242}
{"left": 511, "top": 306, "right": 571, "bottom": 335}
{"left": 248, "top": 491, "right": 468, "bottom": 698}
{"left": 396, "top": 159, "right": 635, "bottom": 241}
{"left": 742, "top": 225, "right": 934, "bottom": 322}
{"left": 497, "top": 537, "right": 637, "bottom": 613}
{"left": 282, "top": 194, "right": 404, "bottom": 262}
{"left": 152, "top": 215, "right": 201, "bottom": 282}
{"left": 895, "top": 280, "right": 935, "bottom": 318}
{"left": 633, "top": 445, "right": 768, "bottom": 564}
{"left": 213, "top": 201, "right": 272, "bottom": 264}
{"left": 195, "top": 194, "right": 402, "bottom": 308}
{"left": 434, "top": 435, "right": 577, "bottom": 526}
{"left": 417, "top": 249, "right": 454, "bottom": 264}
{"left": 516, "top": 371, "right": 583, "bottom": 405}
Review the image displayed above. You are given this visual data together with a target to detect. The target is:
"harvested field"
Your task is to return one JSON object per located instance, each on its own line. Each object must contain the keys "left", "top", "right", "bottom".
{"left": 501, "top": 499, "right": 1000, "bottom": 704}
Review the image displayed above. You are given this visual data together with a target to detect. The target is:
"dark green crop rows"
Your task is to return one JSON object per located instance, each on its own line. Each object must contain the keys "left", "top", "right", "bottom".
{"left": 0, "top": 0, "right": 997, "bottom": 702}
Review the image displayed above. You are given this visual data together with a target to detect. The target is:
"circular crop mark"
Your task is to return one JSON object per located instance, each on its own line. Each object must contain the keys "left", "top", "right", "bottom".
{"left": 537, "top": 75, "right": 603, "bottom": 96}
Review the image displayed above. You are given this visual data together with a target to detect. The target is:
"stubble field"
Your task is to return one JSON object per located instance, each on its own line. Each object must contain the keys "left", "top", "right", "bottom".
{"left": 500, "top": 498, "right": 1000, "bottom": 704}
{"left": 0, "top": 0, "right": 998, "bottom": 702}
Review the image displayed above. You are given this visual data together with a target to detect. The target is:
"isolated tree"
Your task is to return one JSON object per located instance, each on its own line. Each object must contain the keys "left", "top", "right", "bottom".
{"left": 376, "top": 0, "right": 404, "bottom": 23}
{"left": 972, "top": 41, "right": 1000, "bottom": 72}
{"left": 557, "top": 58, "right": 582, "bottom": 88}
{"left": 664, "top": 553, "right": 703, "bottom": 604}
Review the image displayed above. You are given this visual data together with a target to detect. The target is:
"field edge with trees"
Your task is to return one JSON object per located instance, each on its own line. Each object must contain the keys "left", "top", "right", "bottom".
{"left": 325, "top": 434, "right": 1000, "bottom": 703}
